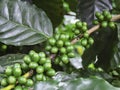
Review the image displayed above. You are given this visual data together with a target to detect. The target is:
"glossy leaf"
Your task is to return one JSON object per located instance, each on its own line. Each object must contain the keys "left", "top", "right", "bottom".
{"left": 110, "top": 23, "right": 120, "bottom": 68}
{"left": 60, "top": 76, "right": 120, "bottom": 90}
{"left": 70, "top": 57, "right": 83, "bottom": 69}
{"left": 0, "top": 0, "right": 53, "bottom": 46}
{"left": 34, "top": 72, "right": 120, "bottom": 90}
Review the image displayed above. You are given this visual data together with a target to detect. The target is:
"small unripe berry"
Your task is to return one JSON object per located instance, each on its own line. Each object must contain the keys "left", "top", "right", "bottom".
{"left": 101, "top": 21, "right": 108, "bottom": 28}
{"left": 5, "top": 66, "right": 12, "bottom": 76}
{"left": 48, "top": 38, "right": 56, "bottom": 46}
{"left": 23, "top": 55, "right": 31, "bottom": 64}
{"left": 51, "top": 47, "right": 58, "bottom": 54}
{"left": 36, "top": 74, "right": 43, "bottom": 81}
{"left": 18, "top": 76, "right": 27, "bottom": 84}
{"left": 7, "top": 76, "right": 16, "bottom": 84}
{"left": 26, "top": 79, "right": 34, "bottom": 87}
{"left": 36, "top": 66, "right": 44, "bottom": 74}
{"left": 1, "top": 78, "right": 8, "bottom": 86}
{"left": 29, "top": 62, "right": 38, "bottom": 69}
{"left": 46, "top": 69, "right": 56, "bottom": 77}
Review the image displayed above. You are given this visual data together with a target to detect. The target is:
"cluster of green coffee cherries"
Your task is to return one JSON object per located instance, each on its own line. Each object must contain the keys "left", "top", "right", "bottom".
{"left": 93, "top": 10, "right": 116, "bottom": 29}
{"left": 1, "top": 50, "right": 55, "bottom": 90}
{"left": 73, "top": 21, "right": 94, "bottom": 49}
{"left": 45, "top": 33, "right": 75, "bottom": 66}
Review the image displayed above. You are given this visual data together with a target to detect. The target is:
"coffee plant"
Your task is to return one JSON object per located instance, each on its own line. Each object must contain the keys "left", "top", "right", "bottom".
{"left": 0, "top": 0, "right": 120, "bottom": 90}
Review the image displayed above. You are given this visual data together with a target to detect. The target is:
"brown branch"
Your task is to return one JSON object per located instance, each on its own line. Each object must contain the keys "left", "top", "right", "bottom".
{"left": 71, "top": 14, "right": 120, "bottom": 44}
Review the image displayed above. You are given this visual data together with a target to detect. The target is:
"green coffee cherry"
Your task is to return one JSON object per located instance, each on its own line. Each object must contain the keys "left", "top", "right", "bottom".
{"left": 29, "top": 50, "right": 36, "bottom": 58}
{"left": 68, "top": 52, "right": 75, "bottom": 58}
{"left": 59, "top": 61, "right": 64, "bottom": 66}
{"left": 46, "top": 58, "right": 51, "bottom": 63}
{"left": 22, "top": 87, "right": 28, "bottom": 90}
{"left": 13, "top": 68, "right": 22, "bottom": 77}
{"left": 21, "top": 63, "right": 29, "bottom": 70}
{"left": 74, "top": 29, "right": 80, "bottom": 35}
{"left": 7, "top": 76, "right": 16, "bottom": 84}
{"left": 29, "top": 62, "right": 38, "bottom": 69}
{"left": 106, "top": 14, "right": 112, "bottom": 20}
{"left": 23, "top": 55, "right": 31, "bottom": 64}
{"left": 42, "top": 75, "right": 47, "bottom": 81}
{"left": 92, "top": 20, "right": 99, "bottom": 25}
{"left": 109, "top": 22, "right": 116, "bottom": 29}
{"left": 88, "top": 37, "right": 94, "bottom": 45}
{"left": 1, "top": 78, "right": 8, "bottom": 86}
{"left": 83, "top": 32, "right": 89, "bottom": 38}
{"left": 14, "top": 86, "right": 23, "bottom": 90}
{"left": 36, "top": 74, "right": 43, "bottom": 81}
{"left": 102, "top": 10, "right": 109, "bottom": 17}
{"left": 26, "top": 79, "right": 34, "bottom": 87}
{"left": 66, "top": 45, "right": 74, "bottom": 52}
{"left": 5, "top": 66, "right": 12, "bottom": 76}
{"left": 60, "top": 34, "right": 67, "bottom": 41}
{"left": 51, "top": 47, "right": 58, "bottom": 54}
{"left": 81, "top": 26, "right": 87, "bottom": 32}
{"left": 54, "top": 58, "right": 60, "bottom": 65}
{"left": 95, "top": 12, "right": 101, "bottom": 18}
{"left": 48, "top": 38, "right": 56, "bottom": 46}
{"left": 46, "top": 69, "right": 56, "bottom": 77}
{"left": 98, "top": 15, "right": 104, "bottom": 21}
{"left": 39, "top": 57, "right": 46, "bottom": 64}
{"left": 57, "top": 40, "right": 64, "bottom": 47}
{"left": 82, "top": 22, "right": 87, "bottom": 26}
{"left": 54, "top": 34, "right": 60, "bottom": 40}
{"left": 32, "top": 53, "right": 39, "bottom": 62}
{"left": 36, "top": 66, "right": 44, "bottom": 74}
{"left": 81, "top": 38, "right": 88, "bottom": 46}
{"left": 18, "top": 76, "right": 27, "bottom": 84}
{"left": 65, "top": 34, "right": 70, "bottom": 40}
{"left": 76, "top": 21, "right": 82, "bottom": 29}
{"left": 60, "top": 47, "right": 66, "bottom": 54}
{"left": 61, "top": 55, "right": 69, "bottom": 64}
{"left": 14, "top": 63, "right": 21, "bottom": 68}
{"left": 43, "top": 63, "right": 52, "bottom": 71}
{"left": 45, "top": 45, "right": 52, "bottom": 51}
{"left": 65, "top": 41, "right": 71, "bottom": 46}
{"left": 39, "top": 52, "right": 46, "bottom": 58}
{"left": 101, "top": 21, "right": 108, "bottom": 28}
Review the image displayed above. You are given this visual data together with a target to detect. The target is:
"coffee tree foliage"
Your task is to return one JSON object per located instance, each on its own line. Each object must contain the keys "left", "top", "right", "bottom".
{"left": 0, "top": 0, "right": 120, "bottom": 90}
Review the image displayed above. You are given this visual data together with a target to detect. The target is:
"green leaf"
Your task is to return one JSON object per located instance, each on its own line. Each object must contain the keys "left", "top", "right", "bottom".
{"left": 0, "top": 0, "right": 53, "bottom": 46}
{"left": 70, "top": 57, "right": 83, "bottom": 69}
{"left": 110, "top": 23, "right": 120, "bottom": 69}
{"left": 35, "top": 80, "right": 58, "bottom": 90}
{"left": 82, "top": 28, "right": 118, "bottom": 70}
{"left": 33, "top": 0, "right": 64, "bottom": 28}
{"left": 0, "top": 54, "right": 25, "bottom": 73}
{"left": 34, "top": 72, "right": 120, "bottom": 90}
{"left": 60, "top": 76, "right": 120, "bottom": 90}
